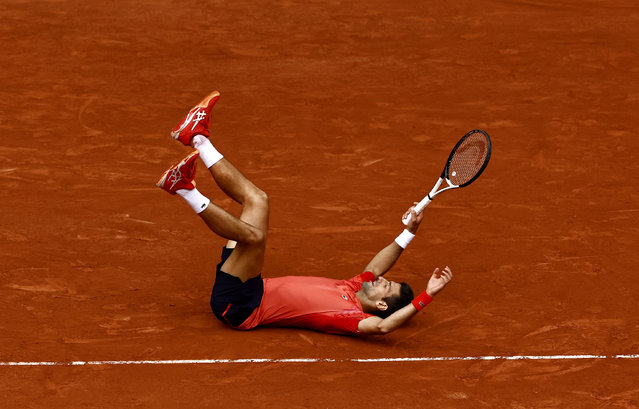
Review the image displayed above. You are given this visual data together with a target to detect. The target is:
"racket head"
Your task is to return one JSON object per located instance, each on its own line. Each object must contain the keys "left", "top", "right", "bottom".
{"left": 442, "top": 129, "right": 492, "bottom": 187}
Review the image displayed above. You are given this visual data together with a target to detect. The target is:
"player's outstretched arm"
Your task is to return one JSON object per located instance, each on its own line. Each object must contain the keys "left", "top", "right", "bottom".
{"left": 363, "top": 206, "right": 424, "bottom": 278}
{"left": 357, "top": 266, "right": 453, "bottom": 335}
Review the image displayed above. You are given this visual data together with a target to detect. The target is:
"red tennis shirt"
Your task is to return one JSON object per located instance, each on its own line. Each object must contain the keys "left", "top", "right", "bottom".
{"left": 236, "top": 272, "right": 375, "bottom": 335}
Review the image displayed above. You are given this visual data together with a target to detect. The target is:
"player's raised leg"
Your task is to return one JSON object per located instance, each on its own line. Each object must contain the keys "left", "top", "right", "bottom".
{"left": 157, "top": 149, "right": 268, "bottom": 282}
{"left": 162, "top": 91, "right": 269, "bottom": 283}
{"left": 201, "top": 157, "right": 269, "bottom": 283}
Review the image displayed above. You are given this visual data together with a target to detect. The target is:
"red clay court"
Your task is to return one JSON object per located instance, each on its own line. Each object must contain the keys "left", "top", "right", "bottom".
{"left": 1, "top": 0, "right": 638, "bottom": 407}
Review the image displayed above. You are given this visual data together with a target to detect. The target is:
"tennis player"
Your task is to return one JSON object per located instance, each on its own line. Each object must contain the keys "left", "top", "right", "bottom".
{"left": 157, "top": 91, "right": 453, "bottom": 335}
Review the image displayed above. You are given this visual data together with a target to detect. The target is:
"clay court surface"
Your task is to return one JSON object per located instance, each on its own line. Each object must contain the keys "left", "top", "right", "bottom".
{"left": 1, "top": 0, "right": 639, "bottom": 407}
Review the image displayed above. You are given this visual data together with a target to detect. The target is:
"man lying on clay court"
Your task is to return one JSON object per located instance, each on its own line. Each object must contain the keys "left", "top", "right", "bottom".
{"left": 157, "top": 91, "right": 453, "bottom": 335}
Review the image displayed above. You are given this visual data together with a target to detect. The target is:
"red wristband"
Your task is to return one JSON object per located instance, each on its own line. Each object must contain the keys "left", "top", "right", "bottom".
{"left": 411, "top": 291, "right": 433, "bottom": 311}
{"left": 360, "top": 271, "right": 376, "bottom": 283}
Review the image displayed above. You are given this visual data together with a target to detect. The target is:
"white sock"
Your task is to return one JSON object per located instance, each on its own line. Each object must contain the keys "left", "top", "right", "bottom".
{"left": 192, "top": 135, "right": 223, "bottom": 168}
{"left": 177, "top": 187, "right": 210, "bottom": 214}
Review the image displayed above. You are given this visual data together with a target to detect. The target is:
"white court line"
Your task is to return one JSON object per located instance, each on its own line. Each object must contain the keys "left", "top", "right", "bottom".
{"left": 1, "top": 354, "right": 639, "bottom": 366}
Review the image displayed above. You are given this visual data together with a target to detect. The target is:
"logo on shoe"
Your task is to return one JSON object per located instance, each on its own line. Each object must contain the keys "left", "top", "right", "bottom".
{"left": 172, "top": 107, "right": 206, "bottom": 140}
{"left": 191, "top": 109, "right": 207, "bottom": 130}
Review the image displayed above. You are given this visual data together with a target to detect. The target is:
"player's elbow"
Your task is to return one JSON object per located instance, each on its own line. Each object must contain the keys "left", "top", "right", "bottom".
{"left": 376, "top": 323, "right": 395, "bottom": 335}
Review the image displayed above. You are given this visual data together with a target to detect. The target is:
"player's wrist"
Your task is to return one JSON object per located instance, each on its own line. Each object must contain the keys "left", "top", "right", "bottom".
{"left": 411, "top": 291, "right": 433, "bottom": 311}
{"left": 394, "top": 229, "right": 415, "bottom": 249}
{"left": 405, "top": 220, "right": 420, "bottom": 234}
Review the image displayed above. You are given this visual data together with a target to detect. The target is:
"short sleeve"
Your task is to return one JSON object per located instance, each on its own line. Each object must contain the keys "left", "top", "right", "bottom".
{"left": 349, "top": 271, "right": 375, "bottom": 286}
{"left": 303, "top": 311, "right": 371, "bottom": 335}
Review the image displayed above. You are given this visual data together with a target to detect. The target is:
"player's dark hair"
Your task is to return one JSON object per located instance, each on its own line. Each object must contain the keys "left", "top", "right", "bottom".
{"left": 375, "top": 282, "right": 414, "bottom": 319}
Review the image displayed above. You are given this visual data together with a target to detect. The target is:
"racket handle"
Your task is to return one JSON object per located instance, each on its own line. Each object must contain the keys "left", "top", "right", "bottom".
{"left": 402, "top": 195, "right": 432, "bottom": 225}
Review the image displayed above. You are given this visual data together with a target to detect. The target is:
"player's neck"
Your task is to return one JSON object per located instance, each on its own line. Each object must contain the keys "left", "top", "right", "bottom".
{"left": 355, "top": 290, "right": 376, "bottom": 313}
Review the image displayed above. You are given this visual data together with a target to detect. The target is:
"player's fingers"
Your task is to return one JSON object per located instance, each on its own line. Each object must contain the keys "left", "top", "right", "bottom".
{"left": 443, "top": 267, "right": 453, "bottom": 281}
{"left": 436, "top": 267, "right": 449, "bottom": 281}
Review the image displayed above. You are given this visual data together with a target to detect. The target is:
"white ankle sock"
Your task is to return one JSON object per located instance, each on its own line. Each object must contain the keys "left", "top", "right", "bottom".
{"left": 192, "top": 135, "right": 223, "bottom": 168}
{"left": 177, "top": 187, "right": 210, "bottom": 214}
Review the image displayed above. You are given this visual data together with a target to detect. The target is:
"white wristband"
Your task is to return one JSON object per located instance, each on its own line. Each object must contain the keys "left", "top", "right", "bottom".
{"left": 394, "top": 229, "right": 415, "bottom": 249}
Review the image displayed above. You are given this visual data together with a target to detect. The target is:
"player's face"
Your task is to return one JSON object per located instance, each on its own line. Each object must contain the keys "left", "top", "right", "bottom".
{"left": 366, "top": 276, "right": 401, "bottom": 301}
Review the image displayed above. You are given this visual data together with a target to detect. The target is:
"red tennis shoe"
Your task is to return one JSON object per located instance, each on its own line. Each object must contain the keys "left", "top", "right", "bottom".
{"left": 171, "top": 91, "right": 220, "bottom": 145}
{"left": 156, "top": 150, "right": 199, "bottom": 194}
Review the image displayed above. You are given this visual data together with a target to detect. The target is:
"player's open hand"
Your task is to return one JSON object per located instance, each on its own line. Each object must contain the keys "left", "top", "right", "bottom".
{"left": 425, "top": 266, "right": 453, "bottom": 297}
{"left": 403, "top": 204, "right": 424, "bottom": 234}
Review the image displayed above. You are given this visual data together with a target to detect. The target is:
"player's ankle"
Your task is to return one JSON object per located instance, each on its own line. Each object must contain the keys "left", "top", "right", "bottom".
{"left": 177, "top": 187, "right": 210, "bottom": 213}
{"left": 192, "top": 135, "right": 223, "bottom": 168}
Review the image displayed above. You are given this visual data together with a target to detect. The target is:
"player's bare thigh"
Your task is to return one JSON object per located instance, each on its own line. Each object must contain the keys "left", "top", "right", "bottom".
{"left": 220, "top": 241, "right": 266, "bottom": 283}
{"left": 217, "top": 180, "right": 269, "bottom": 283}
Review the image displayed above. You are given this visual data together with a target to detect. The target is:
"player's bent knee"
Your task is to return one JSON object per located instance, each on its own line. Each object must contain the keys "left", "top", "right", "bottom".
{"left": 250, "top": 189, "right": 269, "bottom": 209}
{"left": 245, "top": 225, "right": 266, "bottom": 246}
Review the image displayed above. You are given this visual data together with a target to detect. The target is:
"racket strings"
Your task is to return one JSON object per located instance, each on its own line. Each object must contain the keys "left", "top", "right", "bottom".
{"left": 448, "top": 132, "right": 489, "bottom": 186}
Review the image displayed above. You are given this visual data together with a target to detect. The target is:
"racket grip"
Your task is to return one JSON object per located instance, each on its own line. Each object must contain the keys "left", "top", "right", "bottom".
{"left": 402, "top": 196, "right": 432, "bottom": 225}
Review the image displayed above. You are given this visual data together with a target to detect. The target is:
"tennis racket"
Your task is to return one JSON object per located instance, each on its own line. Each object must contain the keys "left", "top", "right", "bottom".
{"left": 402, "top": 129, "right": 492, "bottom": 225}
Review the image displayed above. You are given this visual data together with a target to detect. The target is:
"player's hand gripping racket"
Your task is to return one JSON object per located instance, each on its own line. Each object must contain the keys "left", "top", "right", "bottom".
{"left": 402, "top": 129, "right": 492, "bottom": 225}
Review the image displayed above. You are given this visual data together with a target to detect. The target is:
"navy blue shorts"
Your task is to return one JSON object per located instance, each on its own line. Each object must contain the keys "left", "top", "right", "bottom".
{"left": 210, "top": 247, "right": 264, "bottom": 327}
